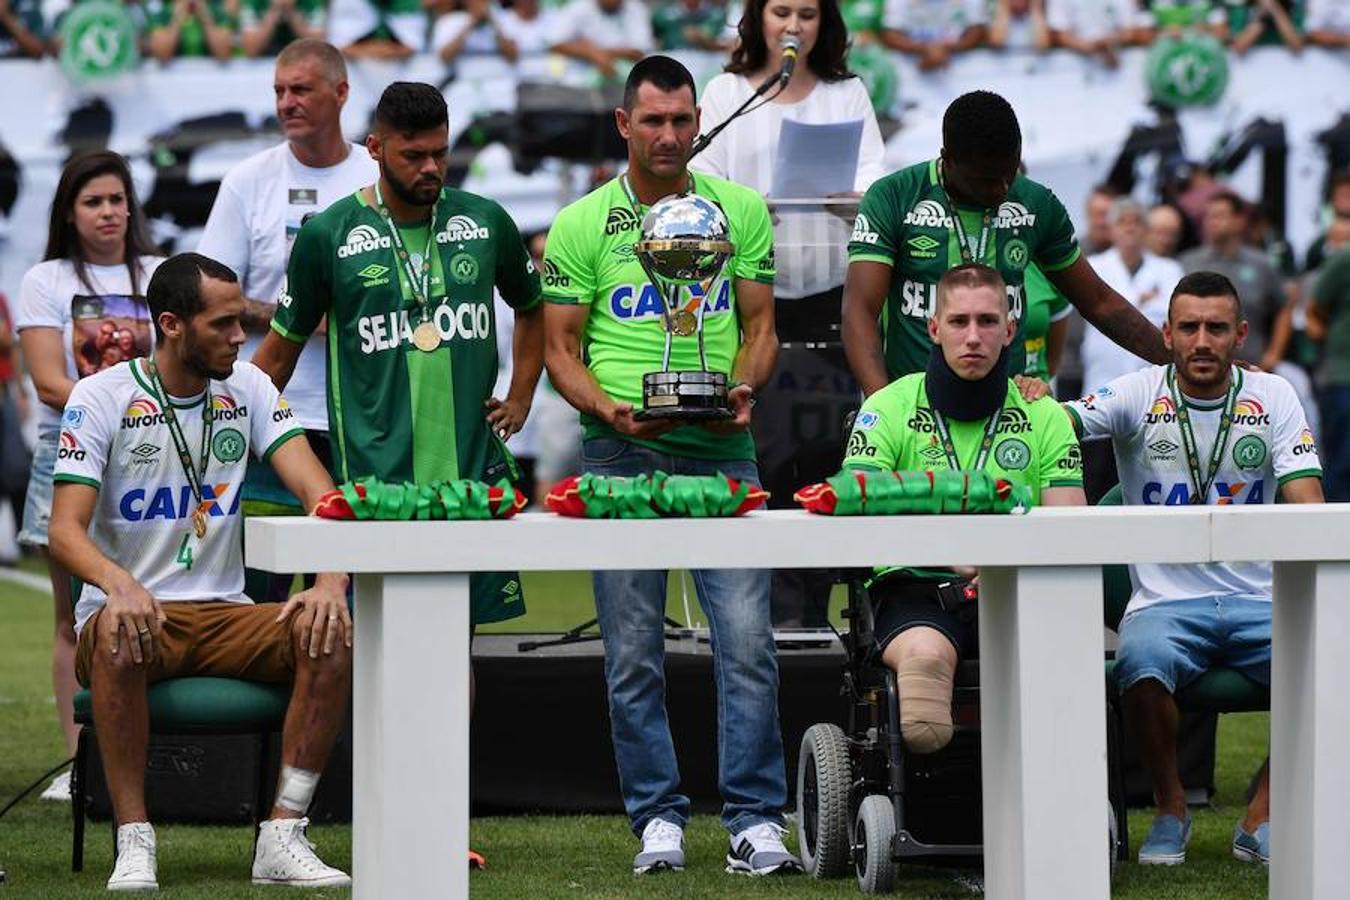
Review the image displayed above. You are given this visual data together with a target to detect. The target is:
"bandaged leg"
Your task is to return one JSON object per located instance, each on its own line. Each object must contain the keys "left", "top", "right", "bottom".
{"left": 274, "top": 765, "right": 321, "bottom": 815}
{"left": 897, "top": 655, "right": 956, "bottom": 754}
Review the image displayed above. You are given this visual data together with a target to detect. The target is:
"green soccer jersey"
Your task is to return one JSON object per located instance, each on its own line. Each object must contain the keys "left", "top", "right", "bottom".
{"left": 1021, "top": 263, "right": 1070, "bottom": 381}
{"left": 841, "top": 372, "right": 1083, "bottom": 501}
{"left": 273, "top": 188, "right": 541, "bottom": 623}
{"left": 848, "top": 159, "right": 1081, "bottom": 379}
{"left": 542, "top": 173, "right": 775, "bottom": 461}
{"left": 145, "top": 0, "right": 238, "bottom": 56}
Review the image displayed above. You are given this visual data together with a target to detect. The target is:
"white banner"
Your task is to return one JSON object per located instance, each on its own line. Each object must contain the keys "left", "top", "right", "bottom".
{"left": 0, "top": 47, "right": 1345, "bottom": 303}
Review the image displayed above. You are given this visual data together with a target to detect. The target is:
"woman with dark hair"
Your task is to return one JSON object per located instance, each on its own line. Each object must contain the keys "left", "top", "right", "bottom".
{"left": 14, "top": 150, "right": 163, "bottom": 801}
{"left": 695, "top": 0, "right": 885, "bottom": 305}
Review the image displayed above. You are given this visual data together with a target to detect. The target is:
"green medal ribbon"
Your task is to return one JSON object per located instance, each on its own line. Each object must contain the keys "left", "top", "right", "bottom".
{"left": 373, "top": 181, "right": 442, "bottom": 324}
{"left": 1167, "top": 364, "right": 1240, "bottom": 505}
{"left": 825, "top": 470, "right": 1031, "bottom": 515}
{"left": 566, "top": 472, "right": 750, "bottom": 519}
{"left": 618, "top": 170, "right": 695, "bottom": 224}
{"left": 339, "top": 477, "right": 510, "bottom": 520}
{"left": 931, "top": 405, "right": 1002, "bottom": 474}
{"left": 144, "top": 358, "right": 213, "bottom": 534}
{"left": 937, "top": 162, "right": 993, "bottom": 265}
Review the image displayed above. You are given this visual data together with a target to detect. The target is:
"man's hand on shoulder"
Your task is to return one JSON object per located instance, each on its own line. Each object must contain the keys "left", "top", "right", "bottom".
{"left": 1013, "top": 374, "right": 1052, "bottom": 403}
{"left": 102, "top": 574, "right": 166, "bottom": 665}
{"left": 276, "top": 573, "right": 353, "bottom": 659}
{"left": 700, "top": 383, "right": 754, "bottom": 435}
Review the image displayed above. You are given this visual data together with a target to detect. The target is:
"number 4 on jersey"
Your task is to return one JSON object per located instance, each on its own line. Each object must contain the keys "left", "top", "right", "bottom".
{"left": 176, "top": 533, "right": 194, "bottom": 570}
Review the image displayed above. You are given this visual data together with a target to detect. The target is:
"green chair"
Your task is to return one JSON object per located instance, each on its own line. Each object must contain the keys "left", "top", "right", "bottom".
{"left": 1098, "top": 483, "right": 1271, "bottom": 713}
{"left": 70, "top": 577, "right": 291, "bottom": 872}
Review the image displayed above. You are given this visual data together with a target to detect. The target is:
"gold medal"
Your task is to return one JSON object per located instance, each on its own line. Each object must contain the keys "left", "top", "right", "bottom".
{"left": 670, "top": 310, "right": 698, "bottom": 337}
{"left": 412, "top": 320, "right": 441, "bottom": 352}
{"left": 191, "top": 504, "right": 208, "bottom": 540}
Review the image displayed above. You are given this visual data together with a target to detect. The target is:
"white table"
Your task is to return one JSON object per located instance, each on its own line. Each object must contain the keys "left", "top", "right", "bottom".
{"left": 246, "top": 505, "right": 1348, "bottom": 900}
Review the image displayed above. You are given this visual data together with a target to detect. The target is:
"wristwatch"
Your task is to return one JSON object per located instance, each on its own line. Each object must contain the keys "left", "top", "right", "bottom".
{"left": 731, "top": 381, "right": 757, "bottom": 409}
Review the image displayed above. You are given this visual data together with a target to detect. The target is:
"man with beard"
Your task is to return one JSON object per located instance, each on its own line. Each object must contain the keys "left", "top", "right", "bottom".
{"left": 255, "top": 80, "right": 543, "bottom": 634}
{"left": 48, "top": 254, "right": 353, "bottom": 891}
{"left": 1065, "top": 271, "right": 1324, "bottom": 868}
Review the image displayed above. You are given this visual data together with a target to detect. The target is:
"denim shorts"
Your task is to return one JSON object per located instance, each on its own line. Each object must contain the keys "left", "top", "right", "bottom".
{"left": 18, "top": 429, "right": 58, "bottom": 548}
{"left": 1114, "top": 596, "right": 1271, "bottom": 694}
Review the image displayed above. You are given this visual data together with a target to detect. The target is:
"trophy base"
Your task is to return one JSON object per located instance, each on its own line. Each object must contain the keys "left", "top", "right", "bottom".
{"left": 634, "top": 370, "right": 734, "bottom": 422}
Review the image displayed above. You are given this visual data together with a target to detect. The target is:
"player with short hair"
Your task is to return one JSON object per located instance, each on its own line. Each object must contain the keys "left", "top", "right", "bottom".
{"left": 48, "top": 253, "right": 352, "bottom": 891}
{"left": 254, "top": 80, "right": 543, "bottom": 627}
{"left": 542, "top": 55, "right": 798, "bottom": 877}
{"left": 198, "top": 38, "right": 378, "bottom": 598}
{"left": 841, "top": 90, "right": 1167, "bottom": 396}
{"left": 841, "top": 262, "right": 1085, "bottom": 754}
{"left": 1065, "top": 270, "right": 1324, "bottom": 867}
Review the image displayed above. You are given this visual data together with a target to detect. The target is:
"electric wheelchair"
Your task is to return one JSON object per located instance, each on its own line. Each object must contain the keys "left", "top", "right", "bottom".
{"left": 794, "top": 569, "right": 1129, "bottom": 893}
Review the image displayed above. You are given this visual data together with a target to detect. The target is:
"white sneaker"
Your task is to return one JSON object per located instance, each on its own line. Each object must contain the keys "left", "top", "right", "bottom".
{"left": 633, "top": 818, "right": 685, "bottom": 874}
{"left": 252, "top": 817, "right": 351, "bottom": 888}
{"left": 107, "top": 822, "right": 158, "bottom": 892}
{"left": 726, "top": 822, "right": 802, "bottom": 876}
{"left": 40, "top": 769, "right": 72, "bottom": 802}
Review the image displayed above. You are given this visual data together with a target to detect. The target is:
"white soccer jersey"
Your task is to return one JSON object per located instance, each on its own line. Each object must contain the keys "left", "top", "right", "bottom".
{"left": 54, "top": 359, "right": 303, "bottom": 633}
{"left": 1067, "top": 365, "right": 1322, "bottom": 617}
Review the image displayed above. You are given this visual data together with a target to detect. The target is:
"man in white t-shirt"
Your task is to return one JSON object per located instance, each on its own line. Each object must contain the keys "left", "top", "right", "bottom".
{"left": 1081, "top": 197, "right": 1184, "bottom": 393}
{"left": 1065, "top": 270, "right": 1323, "bottom": 869}
{"left": 49, "top": 253, "right": 353, "bottom": 892}
{"left": 198, "top": 38, "right": 376, "bottom": 593}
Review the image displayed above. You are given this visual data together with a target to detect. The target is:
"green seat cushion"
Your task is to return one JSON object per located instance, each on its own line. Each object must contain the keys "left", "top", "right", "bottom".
{"left": 1175, "top": 667, "right": 1269, "bottom": 713}
{"left": 73, "top": 677, "right": 290, "bottom": 730}
{"left": 1104, "top": 660, "right": 1268, "bottom": 713}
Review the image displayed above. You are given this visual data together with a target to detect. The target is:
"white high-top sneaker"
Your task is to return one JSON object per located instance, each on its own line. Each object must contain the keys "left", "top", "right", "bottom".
{"left": 107, "top": 822, "right": 158, "bottom": 892}
{"left": 252, "top": 817, "right": 352, "bottom": 888}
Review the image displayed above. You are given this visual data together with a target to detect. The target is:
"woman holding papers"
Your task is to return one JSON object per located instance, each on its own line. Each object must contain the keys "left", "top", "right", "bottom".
{"left": 693, "top": 0, "right": 886, "bottom": 630}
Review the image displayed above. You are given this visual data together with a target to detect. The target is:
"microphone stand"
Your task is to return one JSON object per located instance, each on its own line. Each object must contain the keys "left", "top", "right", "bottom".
{"left": 688, "top": 71, "right": 785, "bottom": 162}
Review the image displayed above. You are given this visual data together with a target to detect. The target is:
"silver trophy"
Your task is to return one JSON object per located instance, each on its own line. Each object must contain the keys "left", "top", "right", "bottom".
{"left": 632, "top": 193, "right": 735, "bottom": 421}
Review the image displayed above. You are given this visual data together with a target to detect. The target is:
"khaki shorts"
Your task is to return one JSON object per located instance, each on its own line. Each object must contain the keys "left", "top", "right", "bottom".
{"left": 76, "top": 601, "right": 296, "bottom": 688}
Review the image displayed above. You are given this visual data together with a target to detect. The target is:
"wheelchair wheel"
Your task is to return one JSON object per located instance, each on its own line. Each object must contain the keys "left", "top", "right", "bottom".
{"left": 854, "top": 794, "right": 896, "bottom": 894}
{"left": 796, "top": 723, "right": 852, "bottom": 878}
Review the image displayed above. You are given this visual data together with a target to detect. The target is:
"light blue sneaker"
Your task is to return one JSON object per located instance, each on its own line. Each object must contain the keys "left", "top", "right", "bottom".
{"left": 1138, "top": 814, "right": 1191, "bottom": 865}
{"left": 1232, "top": 821, "right": 1270, "bottom": 865}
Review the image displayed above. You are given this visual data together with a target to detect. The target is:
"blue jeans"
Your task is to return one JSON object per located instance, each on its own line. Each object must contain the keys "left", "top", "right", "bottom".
{"left": 582, "top": 437, "right": 786, "bottom": 836}
{"left": 1115, "top": 596, "right": 1271, "bottom": 695}
{"left": 1318, "top": 384, "right": 1350, "bottom": 502}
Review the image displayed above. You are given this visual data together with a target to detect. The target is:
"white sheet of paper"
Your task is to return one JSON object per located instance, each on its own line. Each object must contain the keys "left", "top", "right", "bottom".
{"left": 769, "top": 118, "right": 864, "bottom": 199}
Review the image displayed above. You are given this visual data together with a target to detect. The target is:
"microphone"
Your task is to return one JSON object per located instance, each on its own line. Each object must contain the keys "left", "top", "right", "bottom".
{"left": 778, "top": 35, "right": 801, "bottom": 86}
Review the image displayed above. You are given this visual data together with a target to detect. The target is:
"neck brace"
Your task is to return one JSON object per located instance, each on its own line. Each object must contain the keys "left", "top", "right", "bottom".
{"left": 925, "top": 344, "right": 1010, "bottom": 422}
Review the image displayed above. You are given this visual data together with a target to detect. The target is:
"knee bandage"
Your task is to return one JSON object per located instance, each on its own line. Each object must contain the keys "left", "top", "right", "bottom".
{"left": 275, "top": 766, "right": 321, "bottom": 815}
{"left": 898, "top": 656, "right": 956, "bottom": 754}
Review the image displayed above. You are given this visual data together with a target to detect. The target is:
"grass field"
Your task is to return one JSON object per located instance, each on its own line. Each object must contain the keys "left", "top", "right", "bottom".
{"left": 0, "top": 565, "right": 1271, "bottom": 898}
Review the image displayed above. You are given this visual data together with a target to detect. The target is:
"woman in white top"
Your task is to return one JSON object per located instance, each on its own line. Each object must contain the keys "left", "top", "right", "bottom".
{"left": 695, "top": 0, "right": 886, "bottom": 326}
{"left": 15, "top": 151, "right": 163, "bottom": 796}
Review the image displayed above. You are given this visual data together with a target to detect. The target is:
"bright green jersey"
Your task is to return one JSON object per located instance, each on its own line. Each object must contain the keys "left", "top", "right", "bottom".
{"left": 542, "top": 173, "right": 775, "bottom": 461}
{"left": 841, "top": 372, "right": 1083, "bottom": 500}
{"left": 848, "top": 159, "right": 1081, "bottom": 379}
{"left": 273, "top": 188, "right": 540, "bottom": 624}
{"left": 1021, "top": 263, "right": 1070, "bottom": 381}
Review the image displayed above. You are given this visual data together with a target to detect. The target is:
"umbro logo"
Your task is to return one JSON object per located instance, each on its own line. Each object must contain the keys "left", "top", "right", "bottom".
{"left": 357, "top": 263, "right": 390, "bottom": 286}
{"left": 907, "top": 234, "right": 941, "bottom": 259}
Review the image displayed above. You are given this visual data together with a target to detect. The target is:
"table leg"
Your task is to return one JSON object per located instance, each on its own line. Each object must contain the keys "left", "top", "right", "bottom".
{"left": 978, "top": 566, "right": 1109, "bottom": 900}
{"left": 352, "top": 573, "right": 471, "bottom": 900}
{"left": 1271, "top": 561, "right": 1350, "bottom": 900}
